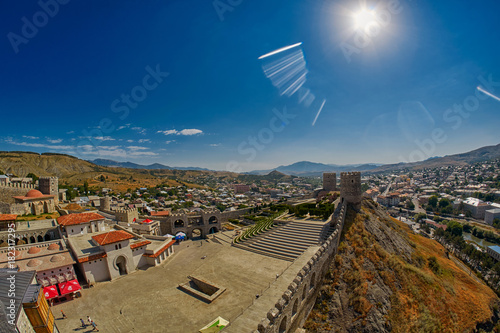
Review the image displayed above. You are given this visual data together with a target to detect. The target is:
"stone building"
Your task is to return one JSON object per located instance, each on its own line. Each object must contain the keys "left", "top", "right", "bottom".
{"left": 115, "top": 208, "right": 139, "bottom": 224}
{"left": 12, "top": 189, "right": 56, "bottom": 216}
{"left": 340, "top": 172, "right": 362, "bottom": 210}
{"left": 322, "top": 172, "right": 337, "bottom": 192}
{"left": 39, "top": 177, "right": 59, "bottom": 204}
{"left": 0, "top": 217, "right": 61, "bottom": 246}
{"left": 160, "top": 209, "right": 222, "bottom": 238}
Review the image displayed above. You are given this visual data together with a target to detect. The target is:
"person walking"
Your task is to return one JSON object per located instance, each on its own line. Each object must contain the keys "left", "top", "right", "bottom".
{"left": 87, "top": 316, "right": 92, "bottom": 326}
{"left": 61, "top": 310, "right": 67, "bottom": 319}
{"left": 80, "top": 318, "right": 86, "bottom": 327}
{"left": 91, "top": 320, "right": 99, "bottom": 331}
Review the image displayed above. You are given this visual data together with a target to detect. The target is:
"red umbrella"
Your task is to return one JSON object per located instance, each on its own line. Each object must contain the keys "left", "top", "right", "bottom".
{"left": 43, "top": 285, "right": 59, "bottom": 299}
{"left": 59, "top": 279, "right": 81, "bottom": 295}
{"left": 142, "top": 219, "right": 153, "bottom": 223}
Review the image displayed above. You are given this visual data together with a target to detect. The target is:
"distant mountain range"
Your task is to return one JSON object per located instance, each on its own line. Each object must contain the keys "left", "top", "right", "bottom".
{"left": 247, "top": 161, "right": 384, "bottom": 177}
{"left": 91, "top": 159, "right": 211, "bottom": 171}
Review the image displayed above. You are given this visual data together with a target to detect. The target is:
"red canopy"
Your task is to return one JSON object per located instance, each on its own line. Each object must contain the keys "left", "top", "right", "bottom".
{"left": 142, "top": 219, "right": 153, "bottom": 223}
{"left": 43, "top": 285, "right": 59, "bottom": 299}
{"left": 59, "top": 279, "right": 81, "bottom": 295}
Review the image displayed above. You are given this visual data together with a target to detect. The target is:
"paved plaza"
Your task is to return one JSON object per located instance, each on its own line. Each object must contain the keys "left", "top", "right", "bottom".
{"left": 53, "top": 231, "right": 293, "bottom": 333}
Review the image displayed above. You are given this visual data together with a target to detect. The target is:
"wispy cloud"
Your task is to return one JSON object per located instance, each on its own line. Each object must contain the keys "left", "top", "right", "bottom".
{"left": 22, "top": 135, "right": 39, "bottom": 140}
{"left": 47, "top": 138, "right": 63, "bottom": 144}
{"left": 165, "top": 140, "right": 175, "bottom": 144}
{"left": 131, "top": 127, "right": 146, "bottom": 135}
{"left": 66, "top": 131, "right": 75, "bottom": 134}
{"left": 157, "top": 128, "right": 203, "bottom": 136}
{"left": 209, "top": 143, "right": 221, "bottom": 147}
{"left": 78, "top": 136, "right": 115, "bottom": 142}
{"left": 6, "top": 139, "right": 73, "bottom": 150}
{"left": 138, "top": 139, "right": 151, "bottom": 143}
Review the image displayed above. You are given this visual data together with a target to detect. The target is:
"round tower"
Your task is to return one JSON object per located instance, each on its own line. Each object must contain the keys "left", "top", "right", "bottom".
{"left": 100, "top": 196, "right": 111, "bottom": 211}
{"left": 340, "top": 172, "right": 362, "bottom": 210}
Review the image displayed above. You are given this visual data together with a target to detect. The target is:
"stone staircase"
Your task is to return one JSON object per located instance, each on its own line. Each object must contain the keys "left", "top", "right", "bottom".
{"left": 233, "top": 220, "right": 328, "bottom": 261}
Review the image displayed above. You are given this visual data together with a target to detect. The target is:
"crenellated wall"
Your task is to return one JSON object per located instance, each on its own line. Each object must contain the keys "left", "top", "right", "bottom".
{"left": 0, "top": 183, "right": 36, "bottom": 204}
{"left": 226, "top": 201, "right": 348, "bottom": 333}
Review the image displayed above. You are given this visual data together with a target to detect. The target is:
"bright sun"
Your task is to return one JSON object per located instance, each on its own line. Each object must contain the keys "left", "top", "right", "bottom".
{"left": 353, "top": 9, "right": 375, "bottom": 30}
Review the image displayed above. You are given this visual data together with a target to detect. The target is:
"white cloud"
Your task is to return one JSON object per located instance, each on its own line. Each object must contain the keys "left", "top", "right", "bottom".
{"left": 209, "top": 143, "right": 221, "bottom": 147}
{"left": 158, "top": 128, "right": 203, "bottom": 136}
{"left": 126, "top": 139, "right": 134, "bottom": 143}
{"left": 47, "top": 138, "right": 63, "bottom": 144}
{"left": 165, "top": 140, "right": 175, "bottom": 144}
{"left": 131, "top": 127, "right": 146, "bottom": 135}
{"left": 138, "top": 139, "right": 151, "bottom": 143}
{"left": 22, "top": 135, "right": 39, "bottom": 140}
{"left": 78, "top": 136, "right": 115, "bottom": 142}
{"left": 7, "top": 139, "right": 73, "bottom": 150}
{"left": 66, "top": 131, "right": 75, "bottom": 134}
{"left": 127, "top": 146, "right": 148, "bottom": 150}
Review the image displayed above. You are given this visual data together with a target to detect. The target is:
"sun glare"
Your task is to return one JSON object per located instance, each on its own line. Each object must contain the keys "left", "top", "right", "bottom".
{"left": 354, "top": 9, "right": 375, "bottom": 30}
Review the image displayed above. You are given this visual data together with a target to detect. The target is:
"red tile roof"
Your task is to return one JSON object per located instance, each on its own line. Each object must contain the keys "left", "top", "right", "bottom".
{"left": 57, "top": 212, "right": 104, "bottom": 226}
{"left": 92, "top": 230, "right": 134, "bottom": 246}
{"left": 77, "top": 252, "right": 107, "bottom": 263}
{"left": 0, "top": 214, "right": 17, "bottom": 222}
{"left": 130, "top": 240, "right": 151, "bottom": 249}
{"left": 143, "top": 239, "right": 175, "bottom": 258}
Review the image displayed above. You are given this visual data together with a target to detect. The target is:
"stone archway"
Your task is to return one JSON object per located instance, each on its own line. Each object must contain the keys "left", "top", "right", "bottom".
{"left": 190, "top": 228, "right": 203, "bottom": 240}
{"left": 208, "top": 216, "right": 218, "bottom": 224}
{"left": 30, "top": 236, "right": 36, "bottom": 244}
{"left": 116, "top": 256, "right": 128, "bottom": 276}
{"left": 208, "top": 226, "right": 218, "bottom": 234}
{"left": 37, "top": 235, "right": 44, "bottom": 242}
{"left": 279, "top": 316, "right": 287, "bottom": 333}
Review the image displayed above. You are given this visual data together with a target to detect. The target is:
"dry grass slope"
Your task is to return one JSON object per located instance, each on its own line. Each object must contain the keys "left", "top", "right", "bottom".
{"left": 305, "top": 199, "right": 498, "bottom": 333}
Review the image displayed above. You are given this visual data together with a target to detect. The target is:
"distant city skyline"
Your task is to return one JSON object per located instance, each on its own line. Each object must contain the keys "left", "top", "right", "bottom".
{"left": 1, "top": 0, "right": 499, "bottom": 171}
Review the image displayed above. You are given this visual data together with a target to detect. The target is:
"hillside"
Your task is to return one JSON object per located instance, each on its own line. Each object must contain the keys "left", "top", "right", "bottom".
{"left": 248, "top": 161, "right": 382, "bottom": 176}
{"left": 91, "top": 159, "right": 211, "bottom": 171}
{"left": 0, "top": 151, "right": 237, "bottom": 192}
{"left": 372, "top": 143, "right": 500, "bottom": 173}
{"left": 0, "top": 151, "right": 101, "bottom": 177}
{"left": 305, "top": 199, "right": 499, "bottom": 332}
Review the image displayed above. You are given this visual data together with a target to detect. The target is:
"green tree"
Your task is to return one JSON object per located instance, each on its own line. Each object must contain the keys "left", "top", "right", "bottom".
{"left": 447, "top": 221, "right": 463, "bottom": 237}
{"left": 83, "top": 181, "right": 89, "bottom": 195}
{"left": 27, "top": 173, "right": 39, "bottom": 182}
{"left": 428, "top": 195, "right": 438, "bottom": 208}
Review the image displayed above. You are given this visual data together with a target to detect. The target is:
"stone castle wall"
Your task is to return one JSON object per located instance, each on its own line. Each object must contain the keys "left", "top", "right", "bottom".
{"left": 239, "top": 201, "right": 348, "bottom": 333}
{"left": 115, "top": 208, "right": 139, "bottom": 223}
{"left": 0, "top": 183, "right": 36, "bottom": 204}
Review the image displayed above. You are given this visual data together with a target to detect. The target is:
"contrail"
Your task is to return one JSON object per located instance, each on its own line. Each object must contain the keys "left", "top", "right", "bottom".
{"left": 477, "top": 86, "right": 500, "bottom": 103}
{"left": 258, "top": 42, "right": 303, "bottom": 60}
{"left": 312, "top": 99, "right": 326, "bottom": 126}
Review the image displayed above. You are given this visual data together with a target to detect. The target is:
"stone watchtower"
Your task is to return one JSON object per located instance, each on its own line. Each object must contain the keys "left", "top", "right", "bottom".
{"left": 340, "top": 172, "right": 362, "bottom": 210}
{"left": 323, "top": 172, "right": 337, "bottom": 191}
{"left": 39, "top": 177, "right": 58, "bottom": 204}
{"left": 100, "top": 197, "right": 111, "bottom": 211}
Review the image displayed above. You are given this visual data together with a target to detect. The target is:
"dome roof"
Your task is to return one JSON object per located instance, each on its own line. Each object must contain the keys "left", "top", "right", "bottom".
{"left": 50, "top": 255, "right": 64, "bottom": 263}
{"left": 28, "top": 247, "right": 42, "bottom": 254}
{"left": 27, "top": 259, "right": 43, "bottom": 267}
{"left": 25, "top": 190, "right": 44, "bottom": 198}
{"left": 14, "top": 250, "right": 21, "bottom": 257}
{"left": 48, "top": 243, "right": 60, "bottom": 250}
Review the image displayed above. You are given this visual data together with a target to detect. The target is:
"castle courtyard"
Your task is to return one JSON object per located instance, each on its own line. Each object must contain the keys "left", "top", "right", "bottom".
{"left": 52, "top": 231, "right": 296, "bottom": 333}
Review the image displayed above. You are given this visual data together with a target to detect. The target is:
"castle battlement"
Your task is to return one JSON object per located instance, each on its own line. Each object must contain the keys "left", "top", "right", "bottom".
{"left": 0, "top": 183, "right": 36, "bottom": 190}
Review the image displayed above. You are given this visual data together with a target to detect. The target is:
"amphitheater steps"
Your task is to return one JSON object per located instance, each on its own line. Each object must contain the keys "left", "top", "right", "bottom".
{"left": 233, "top": 220, "right": 329, "bottom": 261}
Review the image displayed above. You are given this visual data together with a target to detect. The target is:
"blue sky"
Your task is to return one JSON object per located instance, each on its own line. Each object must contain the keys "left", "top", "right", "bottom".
{"left": 1, "top": 0, "right": 499, "bottom": 171}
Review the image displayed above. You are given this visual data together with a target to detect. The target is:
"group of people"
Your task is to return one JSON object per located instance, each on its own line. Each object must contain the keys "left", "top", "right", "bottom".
{"left": 81, "top": 315, "right": 100, "bottom": 331}
{"left": 61, "top": 310, "right": 99, "bottom": 331}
